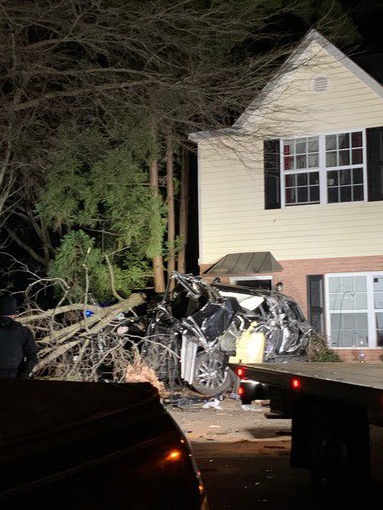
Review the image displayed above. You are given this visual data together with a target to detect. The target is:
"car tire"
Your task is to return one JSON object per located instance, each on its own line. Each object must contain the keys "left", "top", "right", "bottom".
{"left": 192, "top": 351, "right": 233, "bottom": 397}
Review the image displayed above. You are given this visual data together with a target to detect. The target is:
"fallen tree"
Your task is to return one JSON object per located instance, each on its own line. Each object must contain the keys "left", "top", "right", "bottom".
{"left": 19, "top": 292, "right": 146, "bottom": 382}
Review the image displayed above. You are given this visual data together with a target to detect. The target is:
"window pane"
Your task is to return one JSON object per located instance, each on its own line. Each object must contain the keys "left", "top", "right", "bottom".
{"left": 284, "top": 156, "right": 294, "bottom": 170}
{"left": 308, "top": 154, "right": 319, "bottom": 167}
{"left": 297, "top": 173, "right": 308, "bottom": 186}
{"left": 342, "top": 291, "right": 355, "bottom": 310}
{"left": 338, "top": 133, "right": 350, "bottom": 149}
{"left": 326, "top": 151, "right": 337, "bottom": 167}
{"left": 356, "top": 314, "right": 368, "bottom": 330}
{"left": 353, "top": 185, "right": 364, "bottom": 201}
{"left": 354, "top": 276, "right": 367, "bottom": 292}
{"left": 353, "top": 168, "right": 363, "bottom": 184}
{"left": 375, "top": 293, "right": 383, "bottom": 309}
{"left": 309, "top": 172, "right": 319, "bottom": 185}
{"left": 351, "top": 131, "right": 363, "bottom": 147}
{"left": 340, "top": 186, "right": 352, "bottom": 202}
{"left": 326, "top": 135, "right": 336, "bottom": 150}
{"left": 339, "top": 276, "right": 353, "bottom": 293}
{"left": 284, "top": 141, "right": 293, "bottom": 155}
{"left": 285, "top": 174, "right": 296, "bottom": 187}
{"left": 329, "top": 294, "right": 342, "bottom": 310}
{"left": 374, "top": 276, "right": 383, "bottom": 292}
{"left": 286, "top": 189, "right": 296, "bottom": 204}
{"left": 295, "top": 140, "right": 306, "bottom": 154}
{"left": 339, "top": 150, "right": 350, "bottom": 166}
{"left": 339, "top": 170, "right": 351, "bottom": 185}
{"left": 377, "top": 313, "right": 383, "bottom": 347}
{"left": 330, "top": 313, "right": 368, "bottom": 347}
{"left": 352, "top": 148, "right": 363, "bottom": 164}
{"left": 374, "top": 278, "right": 383, "bottom": 308}
{"left": 308, "top": 137, "right": 319, "bottom": 152}
{"left": 328, "top": 187, "right": 338, "bottom": 203}
{"left": 327, "top": 170, "right": 338, "bottom": 186}
{"left": 355, "top": 293, "right": 367, "bottom": 309}
{"left": 296, "top": 155, "right": 307, "bottom": 169}
{"left": 310, "top": 186, "right": 320, "bottom": 202}
{"left": 297, "top": 188, "right": 308, "bottom": 203}
{"left": 329, "top": 277, "right": 341, "bottom": 293}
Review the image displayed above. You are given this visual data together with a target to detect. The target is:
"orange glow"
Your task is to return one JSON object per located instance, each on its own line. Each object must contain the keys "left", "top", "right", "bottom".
{"left": 199, "top": 484, "right": 204, "bottom": 494}
{"left": 165, "top": 449, "right": 182, "bottom": 462}
{"left": 237, "top": 368, "right": 245, "bottom": 378}
{"left": 238, "top": 386, "right": 244, "bottom": 396}
{"left": 291, "top": 377, "right": 301, "bottom": 390}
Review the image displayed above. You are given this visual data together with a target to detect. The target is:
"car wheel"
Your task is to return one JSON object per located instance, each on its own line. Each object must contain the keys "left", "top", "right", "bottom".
{"left": 192, "top": 351, "right": 233, "bottom": 397}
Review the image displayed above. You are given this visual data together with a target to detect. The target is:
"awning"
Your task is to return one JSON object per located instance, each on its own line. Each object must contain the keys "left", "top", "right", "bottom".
{"left": 203, "top": 252, "right": 282, "bottom": 275}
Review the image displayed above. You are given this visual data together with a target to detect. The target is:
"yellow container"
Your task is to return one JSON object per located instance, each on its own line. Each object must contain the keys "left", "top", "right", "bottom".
{"left": 229, "top": 321, "right": 265, "bottom": 364}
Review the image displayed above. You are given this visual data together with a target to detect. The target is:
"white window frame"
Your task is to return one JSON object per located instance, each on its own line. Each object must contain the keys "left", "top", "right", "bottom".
{"left": 230, "top": 275, "right": 272, "bottom": 288}
{"left": 324, "top": 271, "right": 383, "bottom": 349}
{"left": 280, "top": 128, "right": 367, "bottom": 208}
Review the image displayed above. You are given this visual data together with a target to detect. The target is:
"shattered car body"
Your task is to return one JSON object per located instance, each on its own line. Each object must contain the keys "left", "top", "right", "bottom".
{"left": 144, "top": 272, "right": 314, "bottom": 397}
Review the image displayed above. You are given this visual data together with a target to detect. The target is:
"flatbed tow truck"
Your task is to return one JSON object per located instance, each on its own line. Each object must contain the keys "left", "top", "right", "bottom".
{"left": 229, "top": 361, "right": 383, "bottom": 492}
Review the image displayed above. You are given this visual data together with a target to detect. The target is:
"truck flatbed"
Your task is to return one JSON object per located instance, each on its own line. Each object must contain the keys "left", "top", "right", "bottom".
{"left": 230, "top": 361, "right": 383, "bottom": 490}
{"left": 230, "top": 362, "right": 383, "bottom": 424}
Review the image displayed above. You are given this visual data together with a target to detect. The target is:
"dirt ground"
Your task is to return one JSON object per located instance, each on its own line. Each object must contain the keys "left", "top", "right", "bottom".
{"left": 165, "top": 394, "right": 292, "bottom": 450}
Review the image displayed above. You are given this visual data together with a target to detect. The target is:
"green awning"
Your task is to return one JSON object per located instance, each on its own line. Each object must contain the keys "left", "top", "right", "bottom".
{"left": 203, "top": 252, "right": 282, "bottom": 275}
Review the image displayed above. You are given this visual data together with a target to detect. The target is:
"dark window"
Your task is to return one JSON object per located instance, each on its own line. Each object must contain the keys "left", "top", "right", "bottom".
{"left": 264, "top": 139, "right": 281, "bottom": 209}
{"left": 367, "top": 126, "right": 383, "bottom": 201}
{"left": 307, "top": 275, "right": 324, "bottom": 335}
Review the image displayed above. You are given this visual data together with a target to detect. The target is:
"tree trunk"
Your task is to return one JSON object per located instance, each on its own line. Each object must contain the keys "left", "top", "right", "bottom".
{"left": 149, "top": 122, "right": 165, "bottom": 293}
{"left": 177, "top": 146, "right": 189, "bottom": 273}
{"left": 166, "top": 131, "right": 175, "bottom": 290}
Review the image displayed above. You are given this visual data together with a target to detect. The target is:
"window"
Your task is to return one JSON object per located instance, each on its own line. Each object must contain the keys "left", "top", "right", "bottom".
{"left": 325, "top": 272, "right": 383, "bottom": 348}
{"left": 374, "top": 276, "right": 383, "bottom": 347}
{"left": 230, "top": 276, "right": 272, "bottom": 291}
{"left": 281, "top": 130, "right": 366, "bottom": 207}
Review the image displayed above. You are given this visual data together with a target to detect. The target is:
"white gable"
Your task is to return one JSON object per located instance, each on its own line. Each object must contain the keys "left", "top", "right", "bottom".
{"left": 190, "top": 30, "right": 383, "bottom": 142}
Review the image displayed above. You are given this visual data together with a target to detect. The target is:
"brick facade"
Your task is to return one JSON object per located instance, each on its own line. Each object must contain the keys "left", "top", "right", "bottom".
{"left": 200, "top": 254, "right": 383, "bottom": 362}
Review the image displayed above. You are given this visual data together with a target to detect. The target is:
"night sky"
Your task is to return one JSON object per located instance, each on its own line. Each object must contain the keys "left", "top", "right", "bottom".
{"left": 341, "top": 0, "right": 383, "bottom": 52}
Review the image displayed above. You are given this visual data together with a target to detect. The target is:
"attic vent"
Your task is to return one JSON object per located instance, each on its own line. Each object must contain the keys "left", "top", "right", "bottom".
{"left": 310, "top": 75, "right": 330, "bottom": 92}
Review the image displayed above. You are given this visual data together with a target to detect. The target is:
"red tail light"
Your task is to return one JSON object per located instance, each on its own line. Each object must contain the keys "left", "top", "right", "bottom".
{"left": 291, "top": 377, "right": 301, "bottom": 390}
{"left": 237, "top": 367, "right": 246, "bottom": 378}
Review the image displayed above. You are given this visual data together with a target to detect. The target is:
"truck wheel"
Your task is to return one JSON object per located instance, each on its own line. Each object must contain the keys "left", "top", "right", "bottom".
{"left": 192, "top": 352, "right": 233, "bottom": 397}
{"left": 309, "top": 414, "right": 347, "bottom": 490}
{"left": 309, "top": 406, "right": 369, "bottom": 492}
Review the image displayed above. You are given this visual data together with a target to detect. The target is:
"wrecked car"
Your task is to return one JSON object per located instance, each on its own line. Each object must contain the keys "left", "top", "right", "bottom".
{"left": 144, "top": 272, "right": 314, "bottom": 397}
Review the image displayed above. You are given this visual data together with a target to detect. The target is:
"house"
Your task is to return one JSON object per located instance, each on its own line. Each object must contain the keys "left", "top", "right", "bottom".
{"left": 190, "top": 30, "right": 383, "bottom": 362}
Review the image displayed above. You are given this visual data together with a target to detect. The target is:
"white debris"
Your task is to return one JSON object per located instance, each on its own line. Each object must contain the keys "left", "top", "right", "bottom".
{"left": 202, "top": 398, "right": 223, "bottom": 410}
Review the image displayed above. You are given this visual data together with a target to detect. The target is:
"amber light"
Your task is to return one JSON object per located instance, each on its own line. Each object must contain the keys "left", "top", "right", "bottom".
{"left": 165, "top": 449, "right": 182, "bottom": 462}
{"left": 291, "top": 377, "right": 301, "bottom": 390}
{"left": 238, "top": 386, "right": 244, "bottom": 396}
{"left": 237, "top": 367, "right": 246, "bottom": 378}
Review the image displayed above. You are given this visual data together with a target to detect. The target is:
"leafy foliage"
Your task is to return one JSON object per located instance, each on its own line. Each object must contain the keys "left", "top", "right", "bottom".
{"left": 308, "top": 333, "right": 342, "bottom": 362}
{"left": 38, "top": 125, "right": 166, "bottom": 300}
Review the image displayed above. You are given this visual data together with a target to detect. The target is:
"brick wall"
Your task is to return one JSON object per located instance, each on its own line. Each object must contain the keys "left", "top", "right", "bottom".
{"left": 333, "top": 348, "right": 382, "bottom": 363}
{"left": 201, "top": 254, "right": 383, "bottom": 316}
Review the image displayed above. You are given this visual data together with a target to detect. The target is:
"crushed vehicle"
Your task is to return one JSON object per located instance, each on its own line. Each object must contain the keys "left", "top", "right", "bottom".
{"left": 144, "top": 272, "right": 315, "bottom": 397}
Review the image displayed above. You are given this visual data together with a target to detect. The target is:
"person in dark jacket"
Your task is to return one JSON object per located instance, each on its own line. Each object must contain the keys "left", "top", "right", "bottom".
{"left": 0, "top": 295, "right": 37, "bottom": 378}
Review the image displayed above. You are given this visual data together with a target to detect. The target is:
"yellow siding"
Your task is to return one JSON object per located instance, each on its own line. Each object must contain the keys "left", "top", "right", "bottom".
{"left": 198, "top": 42, "right": 383, "bottom": 265}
